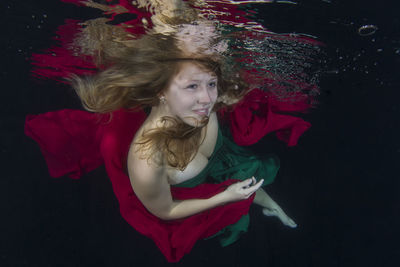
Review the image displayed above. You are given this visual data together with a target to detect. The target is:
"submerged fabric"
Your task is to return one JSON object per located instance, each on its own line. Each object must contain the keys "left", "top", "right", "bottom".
{"left": 172, "top": 126, "right": 279, "bottom": 247}
{"left": 24, "top": 89, "right": 310, "bottom": 262}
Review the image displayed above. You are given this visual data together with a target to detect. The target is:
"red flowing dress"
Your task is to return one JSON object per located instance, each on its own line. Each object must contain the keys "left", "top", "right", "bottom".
{"left": 25, "top": 88, "right": 311, "bottom": 262}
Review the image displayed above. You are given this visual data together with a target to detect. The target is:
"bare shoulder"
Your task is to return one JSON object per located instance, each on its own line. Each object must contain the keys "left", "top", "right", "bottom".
{"left": 127, "top": 141, "right": 165, "bottom": 190}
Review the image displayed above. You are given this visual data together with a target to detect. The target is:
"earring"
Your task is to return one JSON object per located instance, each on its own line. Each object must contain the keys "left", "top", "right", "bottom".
{"left": 159, "top": 95, "right": 166, "bottom": 104}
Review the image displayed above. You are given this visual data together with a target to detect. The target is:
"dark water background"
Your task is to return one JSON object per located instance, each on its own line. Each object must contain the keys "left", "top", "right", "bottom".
{"left": 2, "top": 0, "right": 399, "bottom": 266}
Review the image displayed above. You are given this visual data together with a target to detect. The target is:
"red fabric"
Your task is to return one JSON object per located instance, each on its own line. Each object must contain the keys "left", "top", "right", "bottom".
{"left": 25, "top": 97, "right": 311, "bottom": 262}
{"left": 25, "top": 108, "right": 254, "bottom": 262}
{"left": 25, "top": 104, "right": 309, "bottom": 261}
{"left": 25, "top": 110, "right": 104, "bottom": 178}
{"left": 225, "top": 89, "right": 312, "bottom": 146}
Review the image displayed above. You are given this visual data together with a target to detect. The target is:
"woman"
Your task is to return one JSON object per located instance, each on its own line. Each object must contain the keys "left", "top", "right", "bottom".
{"left": 71, "top": 32, "right": 296, "bottom": 224}
{"left": 26, "top": 2, "right": 317, "bottom": 261}
{"left": 130, "top": 58, "right": 298, "bottom": 220}
{"left": 127, "top": 60, "right": 296, "bottom": 224}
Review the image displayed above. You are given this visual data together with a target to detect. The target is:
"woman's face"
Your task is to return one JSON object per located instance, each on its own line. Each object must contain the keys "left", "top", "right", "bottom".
{"left": 162, "top": 61, "right": 218, "bottom": 127}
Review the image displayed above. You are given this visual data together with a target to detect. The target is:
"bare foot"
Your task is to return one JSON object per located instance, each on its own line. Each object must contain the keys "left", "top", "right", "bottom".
{"left": 262, "top": 207, "right": 297, "bottom": 228}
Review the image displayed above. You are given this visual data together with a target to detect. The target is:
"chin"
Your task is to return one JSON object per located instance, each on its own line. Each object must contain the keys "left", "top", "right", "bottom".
{"left": 182, "top": 116, "right": 209, "bottom": 128}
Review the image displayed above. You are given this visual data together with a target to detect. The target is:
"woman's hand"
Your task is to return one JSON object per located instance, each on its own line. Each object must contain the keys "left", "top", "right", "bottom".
{"left": 221, "top": 177, "right": 264, "bottom": 203}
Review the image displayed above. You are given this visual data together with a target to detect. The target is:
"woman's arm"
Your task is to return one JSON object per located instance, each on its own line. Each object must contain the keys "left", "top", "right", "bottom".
{"left": 168, "top": 177, "right": 262, "bottom": 220}
{"left": 127, "top": 150, "right": 263, "bottom": 220}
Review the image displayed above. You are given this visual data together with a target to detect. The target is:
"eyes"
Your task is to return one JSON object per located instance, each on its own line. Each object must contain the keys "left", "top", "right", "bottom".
{"left": 186, "top": 84, "right": 198, "bottom": 89}
{"left": 208, "top": 81, "right": 217, "bottom": 88}
{"left": 185, "top": 81, "right": 217, "bottom": 90}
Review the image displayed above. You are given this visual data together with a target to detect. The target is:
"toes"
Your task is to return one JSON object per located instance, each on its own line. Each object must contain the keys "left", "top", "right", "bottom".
{"left": 262, "top": 208, "right": 297, "bottom": 228}
{"left": 286, "top": 218, "right": 298, "bottom": 228}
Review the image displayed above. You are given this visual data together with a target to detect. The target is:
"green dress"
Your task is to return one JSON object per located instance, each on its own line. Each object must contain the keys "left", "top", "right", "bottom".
{"left": 172, "top": 126, "right": 280, "bottom": 246}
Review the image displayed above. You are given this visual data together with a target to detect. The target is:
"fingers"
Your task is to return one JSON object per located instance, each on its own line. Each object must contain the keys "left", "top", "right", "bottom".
{"left": 242, "top": 178, "right": 264, "bottom": 196}
{"left": 242, "top": 177, "right": 254, "bottom": 188}
{"left": 242, "top": 176, "right": 257, "bottom": 188}
{"left": 227, "top": 177, "right": 264, "bottom": 200}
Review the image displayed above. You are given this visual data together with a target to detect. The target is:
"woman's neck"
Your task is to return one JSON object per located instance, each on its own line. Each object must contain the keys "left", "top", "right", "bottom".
{"left": 146, "top": 105, "right": 170, "bottom": 128}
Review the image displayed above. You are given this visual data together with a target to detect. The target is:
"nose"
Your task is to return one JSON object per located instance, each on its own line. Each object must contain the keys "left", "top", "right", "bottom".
{"left": 197, "top": 86, "right": 212, "bottom": 104}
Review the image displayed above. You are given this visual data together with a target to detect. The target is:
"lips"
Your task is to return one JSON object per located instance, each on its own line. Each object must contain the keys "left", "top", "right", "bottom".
{"left": 193, "top": 108, "right": 209, "bottom": 116}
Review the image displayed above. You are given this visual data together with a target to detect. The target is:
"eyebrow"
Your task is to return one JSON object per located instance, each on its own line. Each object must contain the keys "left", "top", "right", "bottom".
{"left": 187, "top": 77, "right": 217, "bottom": 82}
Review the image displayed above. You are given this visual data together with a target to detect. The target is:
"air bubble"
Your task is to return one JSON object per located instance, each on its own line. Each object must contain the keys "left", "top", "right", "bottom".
{"left": 358, "top": 25, "right": 378, "bottom": 36}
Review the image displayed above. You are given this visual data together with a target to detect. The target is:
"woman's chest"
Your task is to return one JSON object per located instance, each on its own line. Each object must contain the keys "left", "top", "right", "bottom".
{"left": 167, "top": 114, "right": 219, "bottom": 185}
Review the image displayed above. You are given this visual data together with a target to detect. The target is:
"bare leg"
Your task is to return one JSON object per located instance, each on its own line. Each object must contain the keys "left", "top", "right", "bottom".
{"left": 253, "top": 188, "right": 297, "bottom": 228}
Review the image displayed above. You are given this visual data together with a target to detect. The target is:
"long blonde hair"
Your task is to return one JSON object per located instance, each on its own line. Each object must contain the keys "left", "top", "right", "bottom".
{"left": 71, "top": 34, "right": 247, "bottom": 170}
